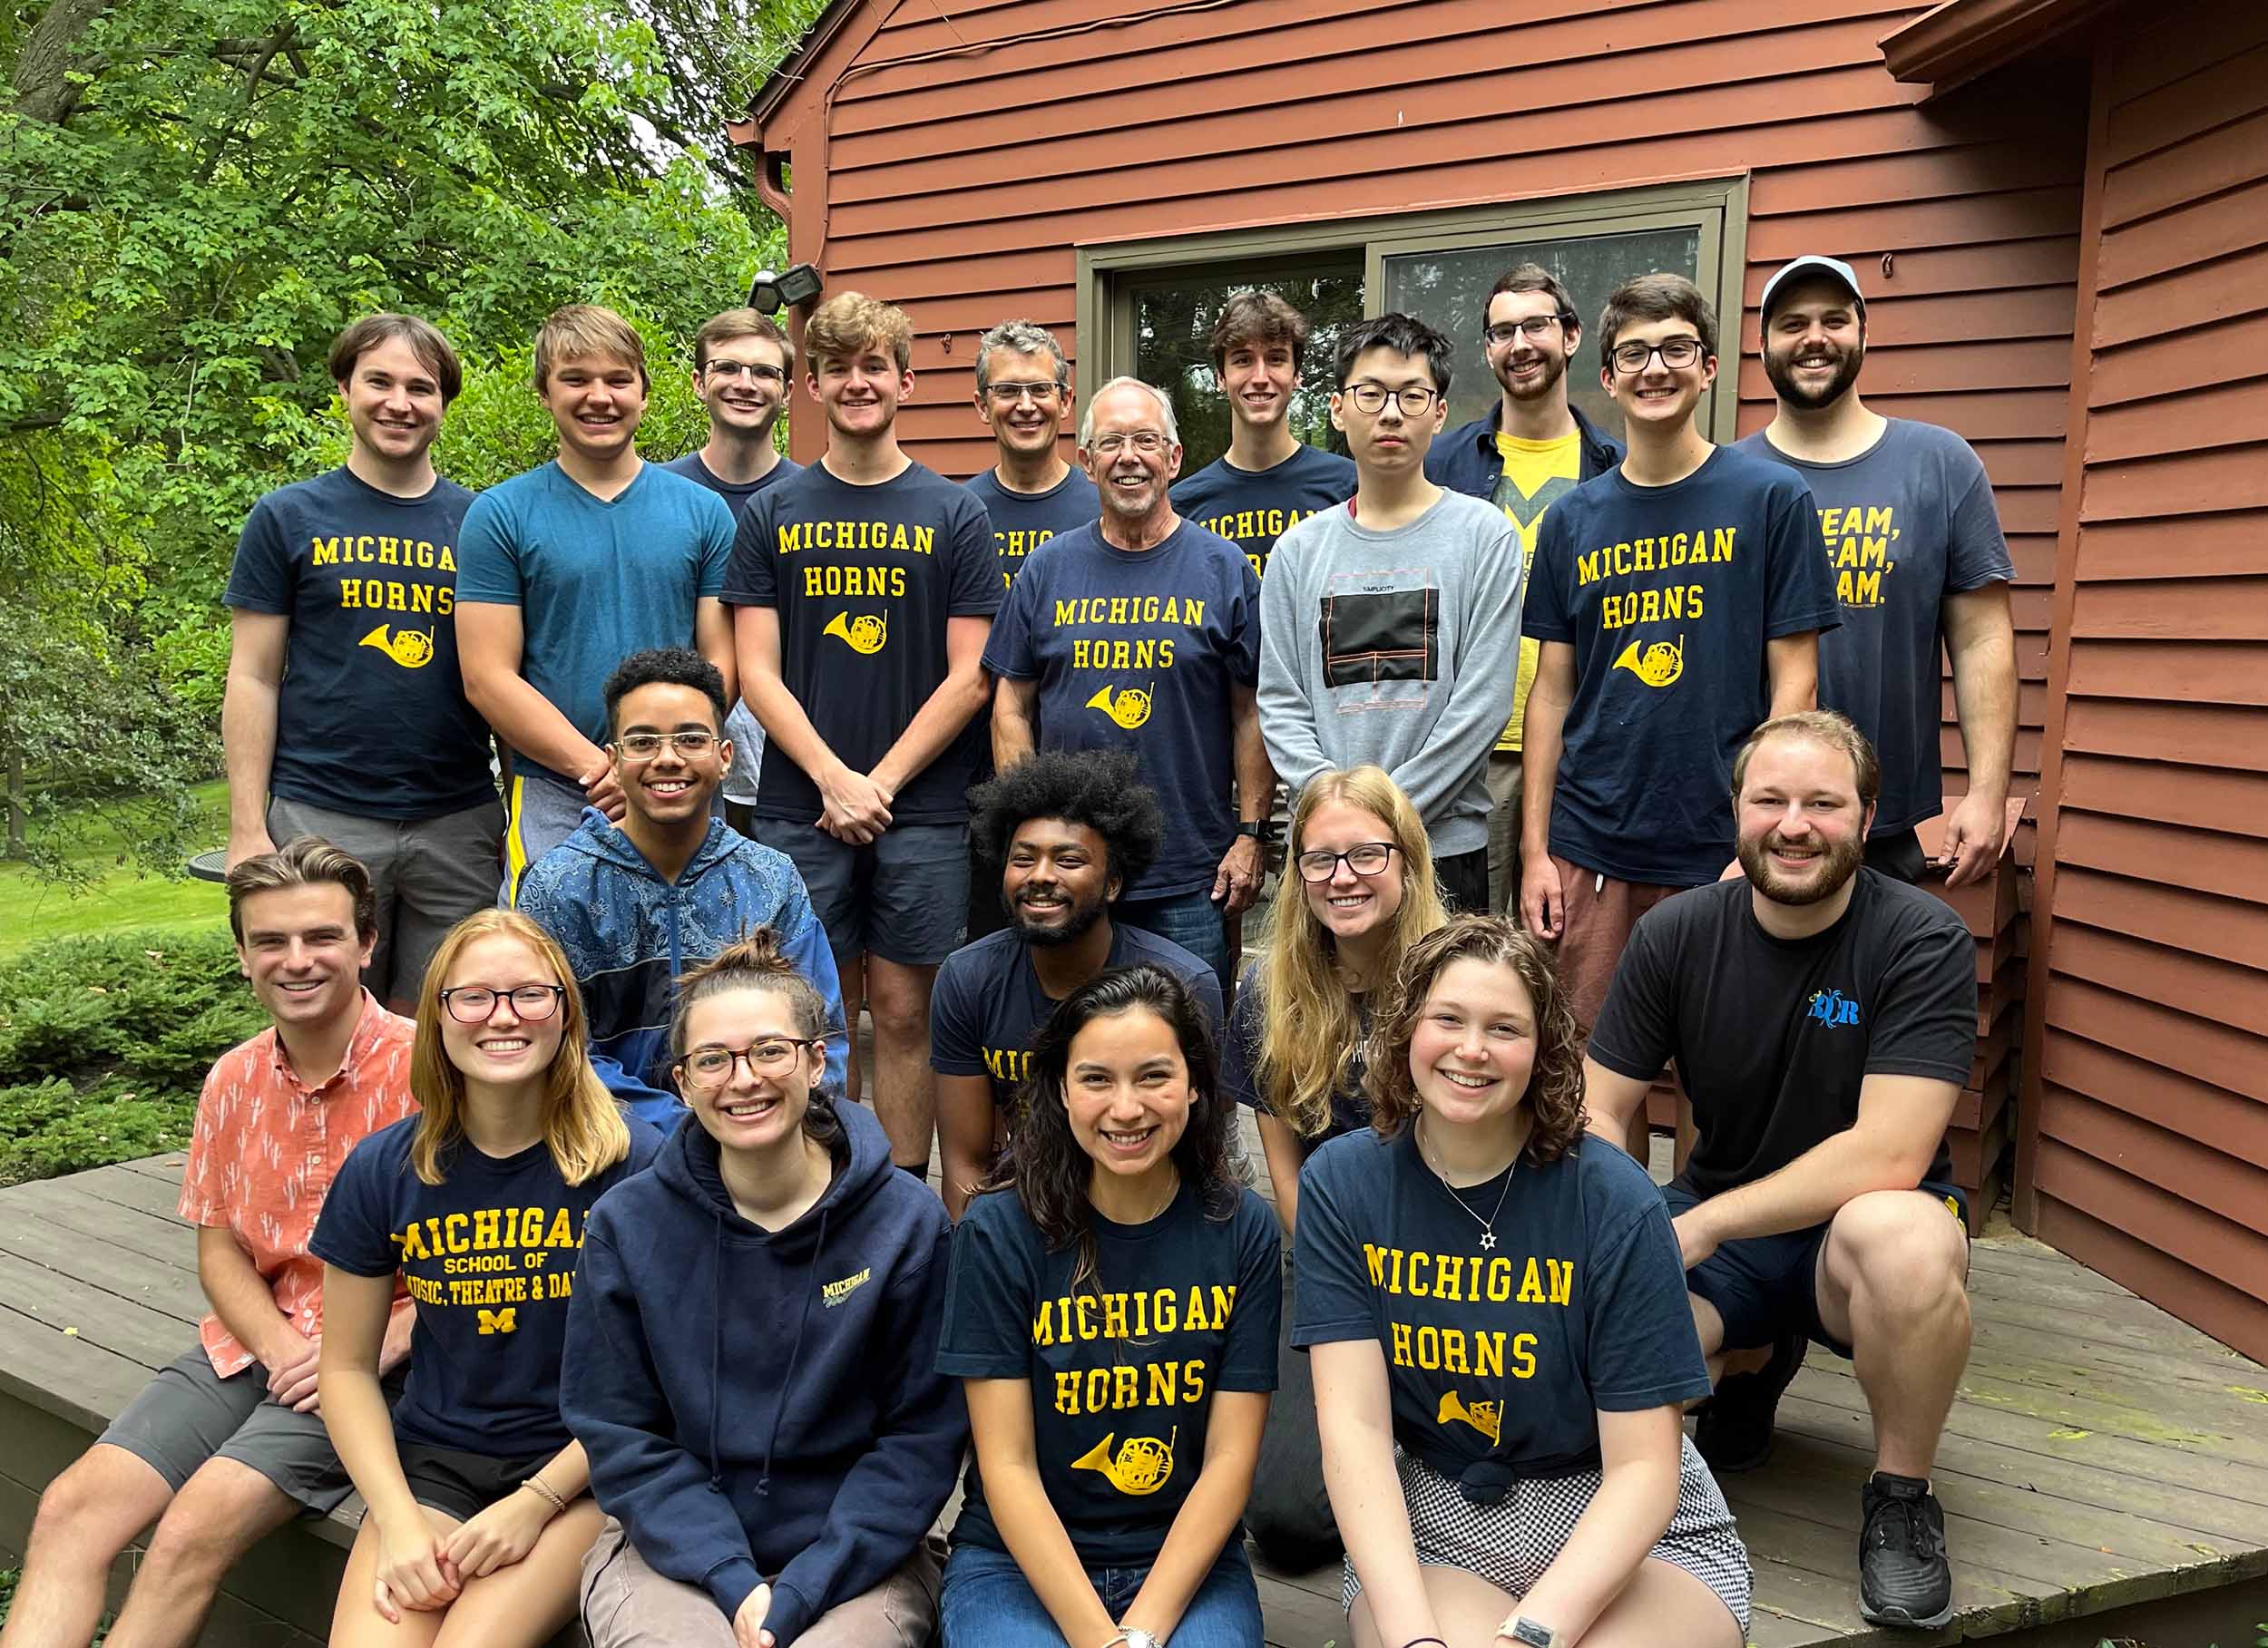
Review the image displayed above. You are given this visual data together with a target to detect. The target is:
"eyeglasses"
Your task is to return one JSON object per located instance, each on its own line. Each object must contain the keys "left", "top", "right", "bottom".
{"left": 705, "top": 361, "right": 785, "bottom": 384}
{"left": 440, "top": 984, "right": 566, "bottom": 1024}
{"left": 1089, "top": 432, "right": 1169, "bottom": 456}
{"left": 1484, "top": 317, "right": 1564, "bottom": 346}
{"left": 1608, "top": 336, "right": 1706, "bottom": 375}
{"left": 1295, "top": 842, "right": 1397, "bottom": 883}
{"left": 984, "top": 381, "right": 1065, "bottom": 405}
{"left": 612, "top": 731, "right": 718, "bottom": 760}
{"left": 678, "top": 1039, "right": 823, "bottom": 1088}
{"left": 1344, "top": 384, "right": 1442, "bottom": 416}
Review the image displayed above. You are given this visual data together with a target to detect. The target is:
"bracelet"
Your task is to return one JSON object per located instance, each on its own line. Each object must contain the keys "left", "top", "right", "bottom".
{"left": 520, "top": 1475, "right": 569, "bottom": 1513}
{"left": 1403, "top": 1639, "right": 1449, "bottom": 1647}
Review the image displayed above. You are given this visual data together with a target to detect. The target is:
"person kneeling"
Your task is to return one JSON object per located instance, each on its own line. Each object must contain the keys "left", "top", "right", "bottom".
{"left": 313, "top": 911, "right": 663, "bottom": 1646}
{"left": 1301, "top": 918, "right": 1749, "bottom": 1648}
{"left": 563, "top": 931, "right": 967, "bottom": 1647}
{"left": 937, "top": 967, "right": 1281, "bottom": 1648}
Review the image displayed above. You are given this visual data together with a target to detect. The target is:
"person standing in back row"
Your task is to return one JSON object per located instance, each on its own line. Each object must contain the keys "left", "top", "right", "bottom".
{"left": 725, "top": 290, "right": 1001, "bottom": 1179}
{"left": 1734, "top": 255, "right": 2019, "bottom": 887}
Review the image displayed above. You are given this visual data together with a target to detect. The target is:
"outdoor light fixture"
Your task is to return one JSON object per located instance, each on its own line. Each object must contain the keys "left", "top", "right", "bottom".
{"left": 748, "top": 264, "right": 823, "bottom": 315}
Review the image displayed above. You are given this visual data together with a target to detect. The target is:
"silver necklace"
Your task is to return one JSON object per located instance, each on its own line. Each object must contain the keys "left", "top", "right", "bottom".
{"left": 1417, "top": 1113, "right": 1517, "bottom": 1251}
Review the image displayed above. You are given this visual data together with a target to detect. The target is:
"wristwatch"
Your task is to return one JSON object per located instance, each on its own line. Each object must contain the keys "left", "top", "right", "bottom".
{"left": 1506, "top": 1618, "right": 1559, "bottom": 1647}
{"left": 1233, "top": 820, "right": 1278, "bottom": 844}
{"left": 1120, "top": 1631, "right": 1160, "bottom": 1648}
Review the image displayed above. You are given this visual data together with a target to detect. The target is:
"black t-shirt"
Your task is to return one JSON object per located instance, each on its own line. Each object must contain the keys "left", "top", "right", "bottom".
{"left": 1589, "top": 872, "right": 1977, "bottom": 1200}
{"left": 1169, "top": 445, "right": 1357, "bottom": 581}
{"left": 311, "top": 1115, "right": 664, "bottom": 1457}
{"left": 930, "top": 923, "right": 1223, "bottom": 1113}
{"left": 662, "top": 451, "right": 802, "bottom": 514}
{"left": 963, "top": 467, "right": 1102, "bottom": 590}
{"left": 223, "top": 467, "right": 494, "bottom": 819}
{"left": 938, "top": 1181, "right": 1280, "bottom": 1565}
{"left": 1295, "top": 1128, "right": 1710, "bottom": 1484}
{"left": 1221, "top": 965, "right": 1372, "bottom": 1152}
{"left": 724, "top": 461, "right": 1001, "bottom": 825}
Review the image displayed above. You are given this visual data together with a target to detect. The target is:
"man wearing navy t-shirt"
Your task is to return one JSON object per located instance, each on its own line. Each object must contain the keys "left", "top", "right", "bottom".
{"left": 1584, "top": 711, "right": 1977, "bottom": 1632}
{"left": 725, "top": 291, "right": 1001, "bottom": 1178}
{"left": 987, "top": 377, "right": 1270, "bottom": 986}
{"left": 931, "top": 748, "right": 1220, "bottom": 1216}
{"left": 223, "top": 313, "right": 500, "bottom": 1006}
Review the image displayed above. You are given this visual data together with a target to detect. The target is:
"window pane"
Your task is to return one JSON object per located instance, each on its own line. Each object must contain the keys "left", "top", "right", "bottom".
{"left": 1129, "top": 258, "right": 1365, "bottom": 475}
{"left": 1383, "top": 227, "right": 1703, "bottom": 441}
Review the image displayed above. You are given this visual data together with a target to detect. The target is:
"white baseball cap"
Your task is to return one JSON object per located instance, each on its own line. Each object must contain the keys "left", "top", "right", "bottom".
{"left": 1760, "top": 255, "right": 1865, "bottom": 322}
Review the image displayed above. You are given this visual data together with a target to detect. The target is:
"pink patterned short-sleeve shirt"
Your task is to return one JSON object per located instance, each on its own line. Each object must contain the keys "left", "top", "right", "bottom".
{"left": 179, "top": 991, "right": 420, "bottom": 1377}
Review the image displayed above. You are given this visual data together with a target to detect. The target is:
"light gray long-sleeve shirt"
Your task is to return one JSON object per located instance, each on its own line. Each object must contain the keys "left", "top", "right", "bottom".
{"left": 1257, "top": 489, "right": 1521, "bottom": 857}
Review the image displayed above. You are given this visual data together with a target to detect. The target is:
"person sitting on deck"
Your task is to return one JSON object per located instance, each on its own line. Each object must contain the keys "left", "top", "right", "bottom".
{"left": 935, "top": 966, "right": 1281, "bottom": 1648}
{"left": 310, "top": 909, "right": 663, "bottom": 1647}
{"left": 930, "top": 747, "right": 1223, "bottom": 1218}
{"left": 1221, "top": 764, "right": 1447, "bottom": 1572}
{"left": 0, "top": 839, "right": 420, "bottom": 1648}
{"left": 1300, "top": 917, "right": 1750, "bottom": 1648}
{"left": 513, "top": 646, "right": 847, "bottom": 1126}
{"left": 1581, "top": 711, "right": 1979, "bottom": 1631}
{"left": 562, "top": 932, "right": 967, "bottom": 1648}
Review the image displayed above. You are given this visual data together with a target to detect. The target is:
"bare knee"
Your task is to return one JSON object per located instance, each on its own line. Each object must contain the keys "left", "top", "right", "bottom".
{"left": 864, "top": 963, "right": 934, "bottom": 1040}
{"left": 1828, "top": 1193, "right": 1969, "bottom": 1321}
{"left": 141, "top": 1459, "right": 292, "bottom": 1577}
{"left": 31, "top": 1446, "right": 170, "bottom": 1556}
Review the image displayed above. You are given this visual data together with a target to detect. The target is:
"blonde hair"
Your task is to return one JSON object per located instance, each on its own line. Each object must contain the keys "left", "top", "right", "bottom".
{"left": 1253, "top": 768, "right": 1446, "bottom": 1140}
{"left": 806, "top": 291, "right": 914, "bottom": 374}
{"left": 409, "top": 911, "right": 631, "bottom": 1187}
{"left": 533, "top": 303, "right": 649, "bottom": 393}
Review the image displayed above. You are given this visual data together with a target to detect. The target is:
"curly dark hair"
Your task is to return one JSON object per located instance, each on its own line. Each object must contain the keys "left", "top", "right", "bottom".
{"left": 976, "top": 965, "right": 1238, "bottom": 1291}
{"left": 603, "top": 647, "right": 728, "bottom": 736}
{"left": 1364, "top": 915, "right": 1588, "bottom": 1165}
{"left": 966, "top": 748, "right": 1165, "bottom": 901}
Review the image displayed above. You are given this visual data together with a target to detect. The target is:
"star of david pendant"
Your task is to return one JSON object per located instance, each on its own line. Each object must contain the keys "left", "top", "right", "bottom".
{"left": 1481, "top": 1232, "right": 1497, "bottom": 1250}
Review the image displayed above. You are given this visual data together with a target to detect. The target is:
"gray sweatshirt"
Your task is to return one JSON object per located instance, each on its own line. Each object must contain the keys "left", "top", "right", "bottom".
{"left": 1258, "top": 489, "right": 1521, "bottom": 857}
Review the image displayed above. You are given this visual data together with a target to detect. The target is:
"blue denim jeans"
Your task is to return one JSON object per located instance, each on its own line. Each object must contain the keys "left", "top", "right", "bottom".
{"left": 938, "top": 1540, "right": 1261, "bottom": 1648}
{"left": 1114, "top": 887, "right": 1231, "bottom": 991}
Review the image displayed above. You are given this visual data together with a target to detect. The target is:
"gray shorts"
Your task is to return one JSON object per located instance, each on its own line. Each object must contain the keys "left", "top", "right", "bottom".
{"left": 500, "top": 771, "right": 592, "bottom": 907}
{"left": 749, "top": 817, "right": 968, "bottom": 966}
{"left": 268, "top": 793, "right": 503, "bottom": 1001}
{"left": 97, "top": 1348, "right": 362, "bottom": 1516}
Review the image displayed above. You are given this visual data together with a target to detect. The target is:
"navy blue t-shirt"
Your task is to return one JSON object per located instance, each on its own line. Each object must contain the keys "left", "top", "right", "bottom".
{"left": 963, "top": 467, "right": 1101, "bottom": 590}
{"left": 1524, "top": 446, "right": 1839, "bottom": 886}
{"left": 1170, "top": 444, "right": 1357, "bottom": 581}
{"left": 223, "top": 468, "right": 494, "bottom": 820}
{"left": 662, "top": 451, "right": 802, "bottom": 515}
{"left": 312, "top": 1114, "right": 664, "bottom": 1458}
{"left": 982, "top": 522, "right": 1260, "bottom": 899}
{"left": 1221, "top": 964, "right": 1372, "bottom": 1151}
{"left": 725, "top": 462, "right": 1000, "bottom": 826}
{"left": 930, "top": 922, "right": 1223, "bottom": 1113}
{"left": 938, "top": 1180, "right": 1280, "bottom": 1565}
{"left": 1294, "top": 1128, "right": 1709, "bottom": 1484}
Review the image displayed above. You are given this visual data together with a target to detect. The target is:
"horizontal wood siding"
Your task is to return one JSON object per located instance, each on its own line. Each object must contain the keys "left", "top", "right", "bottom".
{"left": 2018, "top": 0, "right": 2268, "bottom": 1363}
{"left": 759, "top": 0, "right": 2084, "bottom": 817}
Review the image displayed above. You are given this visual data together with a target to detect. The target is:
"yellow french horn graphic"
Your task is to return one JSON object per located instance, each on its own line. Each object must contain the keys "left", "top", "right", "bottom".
{"left": 1610, "top": 633, "right": 1684, "bottom": 687}
{"left": 357, "top": 624, "right": 435, "bottom": 668}
{"left": 1084, "top": 683, "right": 1153, "bottom": 730}
{"left": 1437, "top": 1388, "right": 1502, "bottom": 1445}
{"left": 1070, "top": 1425, "right": 1177, "bottom": 1496}
{"left": 822, "top": 611, "right": 888, "bottom": 655}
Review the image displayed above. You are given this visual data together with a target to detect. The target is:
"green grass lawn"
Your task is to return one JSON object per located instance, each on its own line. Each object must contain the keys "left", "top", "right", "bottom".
{"left": 0, "top": 783, "right": 230, "bottom": 955}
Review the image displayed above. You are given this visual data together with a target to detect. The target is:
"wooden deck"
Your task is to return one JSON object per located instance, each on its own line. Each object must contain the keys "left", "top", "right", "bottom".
{"left": 5, "top": 1142, "right": 2268, "bottom": 1645}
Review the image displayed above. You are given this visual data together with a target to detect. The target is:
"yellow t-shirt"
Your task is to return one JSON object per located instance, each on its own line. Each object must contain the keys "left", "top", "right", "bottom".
{"left": 1491, "top": 429, "right": 1585, "bottom": 751}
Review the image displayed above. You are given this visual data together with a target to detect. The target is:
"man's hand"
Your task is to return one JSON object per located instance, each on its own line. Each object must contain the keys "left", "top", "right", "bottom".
{"left": 735, "top": 1581, "right": 775, "bottom": 1648}
{"left": 1521, "top": 855, "right": 1565, "bottom": 939}
{"left": 1213, "top": 834, "right": 1263, "bottom": 913}
{"left": 1940, "top": 789, "right": 2007, "bottom": 888}
{"left": 265, "top": 1328, "right": 322, "bottom": 1413}
{"left": 577, "top": 753, "right": 628, "bottom": 823}
{"left": 816, "top": 767, "right": 894, "bottom": 844}
{"left": 227, "top": 826, "right": 279, "bottom": 870}
{"left": 1673, "top": 1207, "right": 1719, "bottom": 1272}
{"left": 441, "top": 1487, "right": 555, "bottom": 1579}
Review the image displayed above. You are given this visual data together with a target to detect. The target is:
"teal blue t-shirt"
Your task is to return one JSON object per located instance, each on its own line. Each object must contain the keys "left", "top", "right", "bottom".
{"left": 455, "top": 462, "right": 734, "bottom": 791}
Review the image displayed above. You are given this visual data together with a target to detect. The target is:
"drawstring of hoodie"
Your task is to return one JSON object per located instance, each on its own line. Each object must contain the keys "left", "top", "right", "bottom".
{"left": 757, "top": 1204, "right": 829, "bottom": 1497}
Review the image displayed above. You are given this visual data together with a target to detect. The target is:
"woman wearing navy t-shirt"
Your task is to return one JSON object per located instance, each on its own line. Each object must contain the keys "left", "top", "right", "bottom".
{"left": 1297, "top": 916, "right": 1748, "bottom": 1648}
{"left": 315, "top": 910, "right": 660, "bottom": 1647}
{"left": 937, "top": 965, "right": 1281, "bottom": 1648}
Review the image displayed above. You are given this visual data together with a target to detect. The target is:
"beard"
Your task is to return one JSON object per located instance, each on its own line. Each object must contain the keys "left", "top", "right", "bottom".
{"left": 1737, "top": 827, "right": 1866, "bottom": 907}
{"left": 1496, "top": 346, "right": 1569, "bottom": 404}
{"left": 1011, "top": 891, "right": 1109, "bottom": 948}
{"left": 1763, "top": 338, "right": 1864, "bottom": 410}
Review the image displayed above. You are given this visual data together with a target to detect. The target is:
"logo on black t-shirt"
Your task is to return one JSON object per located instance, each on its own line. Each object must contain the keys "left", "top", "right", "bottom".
{"left": 822, "top": 610, "right": 888, "bottom": 654}
{"left": 1072, "top": 1428, "right": 1177, "bottom": 1496}
{"left": 358, "top": 623, "right": 435, "bottom": 668}
{"left": 1438, "top": 1388, "right": 1501, "bottom": 1443}
{"left": 1085, "top": 683, "right": 1152, "bottom": 729}
{"left": 1609, "top": 634, "right": 1685, "bottom": 687}
{"left": 1806, "top": 988, "right": 1862, "bottom": 1028}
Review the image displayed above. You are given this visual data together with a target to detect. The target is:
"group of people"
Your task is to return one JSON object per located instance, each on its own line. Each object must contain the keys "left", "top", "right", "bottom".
{"left": 4, "top": 247, "right": 2012, "bottom": 1648}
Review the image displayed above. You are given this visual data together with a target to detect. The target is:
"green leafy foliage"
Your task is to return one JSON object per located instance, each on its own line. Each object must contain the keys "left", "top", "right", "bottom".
{"left": 0, "top": 928, "right": 266, "bottom": 1184}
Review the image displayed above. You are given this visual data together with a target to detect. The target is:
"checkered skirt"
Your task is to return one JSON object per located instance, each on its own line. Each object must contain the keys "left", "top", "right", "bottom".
{"left": 1344, "top": 1433, "right": 1752, "bottom": 1633}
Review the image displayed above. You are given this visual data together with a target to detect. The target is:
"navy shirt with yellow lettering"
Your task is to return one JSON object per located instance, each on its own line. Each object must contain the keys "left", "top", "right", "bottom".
{"left": 725, "top": 463, "right": 1001, "bottom": 826}
{"left": 1170, "top": 444, "right": 1356, "bottom": 581}
{"left": 312, "top": 1114, "right": 663, "bottom": 1457}
{"left": 1294, "top": 1128, "right": 1707, "bottom": 1485}
{"left": 939, "top": 1179, "right": 1279, "bottom": 1565}
{"left": 224, "top": 467, "right": 493, "bottom": 820}
{"left": 963, "top": 466, "right": 1101, "bottom": 590}
{"left": 1524, "top": 447, "right": 1838, "bottom": 886}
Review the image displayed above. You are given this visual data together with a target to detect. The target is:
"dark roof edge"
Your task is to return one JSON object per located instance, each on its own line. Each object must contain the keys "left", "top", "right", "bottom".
{"left": 744, "top": 0, "right": 865, "bottom": 141}
{"left": 1880, "top": 0, "right": 2119, "bottom": 90}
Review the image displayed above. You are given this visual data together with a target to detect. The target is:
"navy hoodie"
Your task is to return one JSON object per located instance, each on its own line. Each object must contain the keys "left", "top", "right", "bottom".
{"left": 562, "top": 1100, "right": 965, "bottom": 1643}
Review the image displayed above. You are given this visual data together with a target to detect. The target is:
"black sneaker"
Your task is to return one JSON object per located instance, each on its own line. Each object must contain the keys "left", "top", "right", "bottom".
{"left": 1695, "top": 1332, "right": 1804, "bottom": 1474}
{"left": 1859, "top": 1472, "right": 1954, "bottom": 1629}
